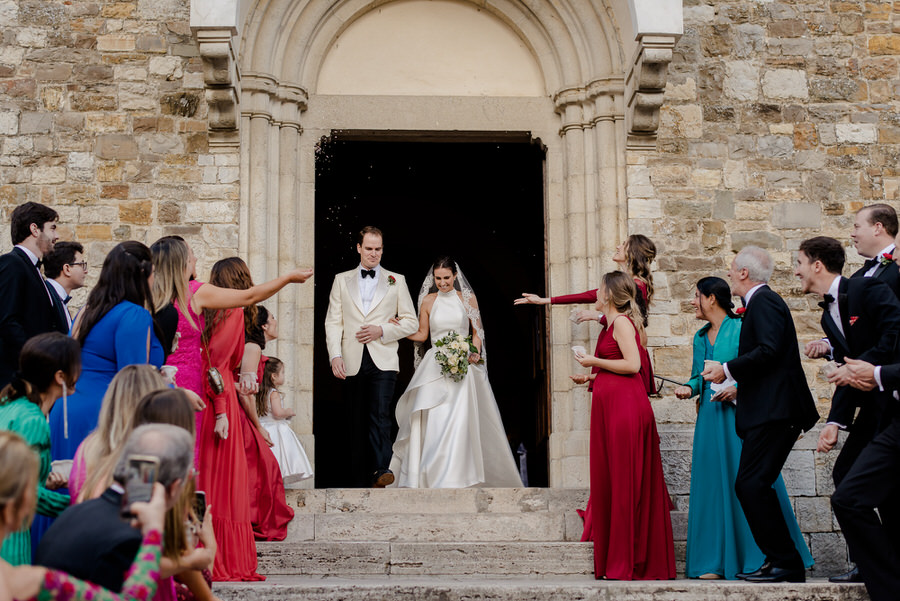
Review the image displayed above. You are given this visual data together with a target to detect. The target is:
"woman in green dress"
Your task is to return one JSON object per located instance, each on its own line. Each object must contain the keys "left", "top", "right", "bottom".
{"left": 674, "top": 277, "right": 813, "bottom": 579}
{"left": 0, "top": 332, "right": 81, "bottom": 565}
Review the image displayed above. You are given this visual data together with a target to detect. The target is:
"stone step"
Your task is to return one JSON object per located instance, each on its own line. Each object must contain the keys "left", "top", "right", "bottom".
{"left": 288, "top": 487, "right": 589, "bottom": 515}
{"left": 257, "top": 541, "right": 594, "bottom": 576}
{"left": 283, "top": 488, "right": 687, "bottom": 543}
{"left": 216, "top": 576, "right": 869, "bottom": 601}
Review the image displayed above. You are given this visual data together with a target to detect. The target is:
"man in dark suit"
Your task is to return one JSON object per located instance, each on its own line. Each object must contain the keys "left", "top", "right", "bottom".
{"left": 0, "top": 202, "right": 66, "bottom": 387}
{"left": 42, "top": 241, "right": 87, "bottom": 333}
{"left": 823, "top": 359, "right": 900, "bottom": 601}
{"left": 796, "top": 235, "right": 900, "bottom": 471}
{"left": 36, "top": 424, "right": 194, "bottom": 592}
{"left": 804, "top": 205, "right": 900, "bottom": 583}
{"left": 703, "top": 245, "right": 819, "bottom": 583}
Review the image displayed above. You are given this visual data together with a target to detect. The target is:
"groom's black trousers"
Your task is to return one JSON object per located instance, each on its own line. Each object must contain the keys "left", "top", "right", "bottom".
{"left": 346, "top": 346, "right": 397, "bottom": 484}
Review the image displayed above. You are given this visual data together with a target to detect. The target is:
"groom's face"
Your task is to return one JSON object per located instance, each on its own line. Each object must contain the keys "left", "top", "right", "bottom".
{"left": 358, "top": 233, "right": 383, "bottom": 269}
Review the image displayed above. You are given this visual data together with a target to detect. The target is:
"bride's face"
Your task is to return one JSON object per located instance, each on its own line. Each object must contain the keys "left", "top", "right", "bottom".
{"left": 434, "top": 267, "right": 456, "bottom": 293}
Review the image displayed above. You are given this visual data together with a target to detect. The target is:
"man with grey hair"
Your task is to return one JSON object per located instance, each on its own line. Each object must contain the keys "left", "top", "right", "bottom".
{"left": 703, "top": 245, "right": 819, "bottom": 583}
{"left": 36, "top": 425, "right": 193, "bottom": 592}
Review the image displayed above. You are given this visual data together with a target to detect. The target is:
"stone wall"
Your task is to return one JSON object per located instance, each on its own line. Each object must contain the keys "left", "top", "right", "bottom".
{"left": 635, "top": 0, "right": 900, "bottom": 575}
{"left": 0, "top": 0, "right": 238, "bottom": 298}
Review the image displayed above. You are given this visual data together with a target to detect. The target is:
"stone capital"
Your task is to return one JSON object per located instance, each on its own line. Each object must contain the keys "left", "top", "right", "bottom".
{"left": 625, "top": 34, "right": 679, "bottom": 150}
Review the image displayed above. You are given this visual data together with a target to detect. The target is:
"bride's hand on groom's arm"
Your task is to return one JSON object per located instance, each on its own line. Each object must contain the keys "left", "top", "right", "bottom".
{"left": 388, "top": 317, "right": 401, "bottom": 326}
{"left": 514, "top": 293, "right": 550, "bottom": 305}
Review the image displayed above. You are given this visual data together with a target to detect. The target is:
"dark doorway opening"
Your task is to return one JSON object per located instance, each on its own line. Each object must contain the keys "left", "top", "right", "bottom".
{"left": 313, "top": 132, "right": 549, "bottom": 488}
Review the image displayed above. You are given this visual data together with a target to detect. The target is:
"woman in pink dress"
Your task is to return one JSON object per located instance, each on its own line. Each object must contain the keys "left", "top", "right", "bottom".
{"left": 573, "top": 271, "right": 675, "bottom": 580}
{"left": 150, "top": 236, "right": 313, "bottom": 446}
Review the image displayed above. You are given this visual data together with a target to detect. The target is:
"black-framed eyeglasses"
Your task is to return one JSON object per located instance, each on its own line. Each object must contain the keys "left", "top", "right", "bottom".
{"left": 68, "top": 261, "right": 88, "bottom": 270}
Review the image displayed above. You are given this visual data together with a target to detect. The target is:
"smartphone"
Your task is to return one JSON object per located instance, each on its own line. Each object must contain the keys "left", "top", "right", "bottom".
{"left": 193, "top": 490, "right": 207, "bottom": 523}
{"left": 120, "top": 454, "right": 159, "bottom": 518}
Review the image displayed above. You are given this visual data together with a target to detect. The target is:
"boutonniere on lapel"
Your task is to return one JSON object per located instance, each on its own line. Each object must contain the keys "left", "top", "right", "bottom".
{"left": 388, "top": 275, "right": 396, "bottom": 286}
{"left": 735, "top": 307, "right": 746, "bottom": 316}
{"left": 849, "top": 316, "right": 859, "bottom": 326}
{"left": 879, "top": 252, "right": 893, "bottom": 266}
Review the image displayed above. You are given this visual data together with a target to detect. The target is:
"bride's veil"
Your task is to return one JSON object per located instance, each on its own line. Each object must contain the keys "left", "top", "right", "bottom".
{"left": 414, "top": 261, "right": 486, "bottom": 369}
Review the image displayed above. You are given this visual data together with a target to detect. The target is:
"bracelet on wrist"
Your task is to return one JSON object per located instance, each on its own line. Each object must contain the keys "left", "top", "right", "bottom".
{"left": 215, "top": 414, "right": 226, "bottom": 420}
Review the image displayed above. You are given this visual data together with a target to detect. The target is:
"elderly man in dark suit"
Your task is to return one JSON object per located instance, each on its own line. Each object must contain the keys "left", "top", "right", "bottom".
{"left": 0, "top": 202, "right": 66, "bottom": 388}
{"left": 36, "top": 423, "right": 196, "bottom": 592}
{"left": 703, "top": 245, "right": 819, "bottom": 583}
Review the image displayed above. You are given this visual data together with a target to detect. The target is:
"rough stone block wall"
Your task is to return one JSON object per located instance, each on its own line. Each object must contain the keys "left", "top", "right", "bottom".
{"left": 0, "top": 0, "right": 239, "bottom": 302}
{"left": 640, "top": 0, "right": 900, "bottom": 575}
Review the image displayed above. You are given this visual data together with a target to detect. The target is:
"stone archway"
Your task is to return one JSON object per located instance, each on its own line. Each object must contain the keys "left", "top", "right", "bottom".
{"left": 190, "top": 0, "right": 682, "bottom": 487}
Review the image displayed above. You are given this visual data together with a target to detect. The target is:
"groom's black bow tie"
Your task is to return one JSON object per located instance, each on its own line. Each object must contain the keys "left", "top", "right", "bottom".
{"left": 63, "top": 295, "right": 71, "bottom": 304}
{"left": 863, "top": 258, "right": 878, "bottom": 271}
{"left": 818, "top": 293, "right": 835, "bottom": 310}
{"left": 361, "top": 269, "right": 376, "bottom": 279}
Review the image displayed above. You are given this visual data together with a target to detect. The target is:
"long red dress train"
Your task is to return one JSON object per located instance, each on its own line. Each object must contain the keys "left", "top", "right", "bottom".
{"left": 197, "top": 309, "right": 264, "bottom": 582}
{"left": 584, "top": 315, "right": 675, "bottom": 580}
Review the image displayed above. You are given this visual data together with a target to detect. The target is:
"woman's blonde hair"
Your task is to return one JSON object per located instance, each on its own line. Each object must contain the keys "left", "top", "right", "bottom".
{"left": 601, "top": 271, "right": 645, "bottom": 339}
{"left": 0, "top": 431, "right": 39, "bottom": 531}
{"left": 151, "top": 236, "right": 196, "bottom": 330}
{"left": 78, "top": 365, "right": 167, "bottom": 502}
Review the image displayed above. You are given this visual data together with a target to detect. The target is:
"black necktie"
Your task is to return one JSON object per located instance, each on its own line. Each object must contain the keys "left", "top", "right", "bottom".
{"left": 35, "top": 259, "right": 42, "bottom": 269}
{"left": 818, "top": 293, "right": 835, "bottom": 310}
{"left": 361, "top": 269, "right": 376, "bottom": 278}
{"left": 63, "top": 295, "right": 71, "bottom": 305}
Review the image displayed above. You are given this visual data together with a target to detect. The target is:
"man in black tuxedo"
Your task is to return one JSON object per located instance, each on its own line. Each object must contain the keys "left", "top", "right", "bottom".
{"left": 703, "top": 245, "right": 819, "bottom": 583}
{"left": 823, "top": 359, "right": 900, "bottom": 601}
{"left": 0, "top": 202, "right": 66, "bottom": 388}
{"left": 804, "top": 205, "right": 900, "bottom": 582}
{"left": 42, "top": 241, "right": 87, "bottom": 333}
{"left": 36, "top": 424, "right": 194, "bottom": 592}
{"left": 796, "top": 235, "right": 900, "bottom": 472}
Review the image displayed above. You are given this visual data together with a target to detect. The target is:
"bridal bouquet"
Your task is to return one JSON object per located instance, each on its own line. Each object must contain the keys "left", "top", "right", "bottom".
{"left": 434, "top": 331, "right": 477, "bottom": 382}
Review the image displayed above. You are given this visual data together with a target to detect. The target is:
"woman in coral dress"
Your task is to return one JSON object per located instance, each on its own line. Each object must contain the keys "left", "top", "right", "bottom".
{"left": 574, "top": 271, "right": 675, "bottom": 580}
{"left": 196, "top": 259, "right": 263, "bottom": 582}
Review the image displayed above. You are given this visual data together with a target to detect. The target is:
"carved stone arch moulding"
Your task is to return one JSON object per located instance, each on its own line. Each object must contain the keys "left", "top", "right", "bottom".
{"left": 191, "top": 0, "right": 683, "bottom": 149}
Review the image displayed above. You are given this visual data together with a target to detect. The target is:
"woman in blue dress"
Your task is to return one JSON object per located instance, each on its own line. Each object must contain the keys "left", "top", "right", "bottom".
{"left": 674, "top": 276, "right": 813, "bottom": 579}
{"left": 50, "top": 241, "right": 164, "bottom": 461}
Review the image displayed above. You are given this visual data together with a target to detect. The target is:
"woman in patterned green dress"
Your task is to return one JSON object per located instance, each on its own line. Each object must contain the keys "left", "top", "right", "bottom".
{"left": 0, "top": 332, "right": 81, "bottom": 565}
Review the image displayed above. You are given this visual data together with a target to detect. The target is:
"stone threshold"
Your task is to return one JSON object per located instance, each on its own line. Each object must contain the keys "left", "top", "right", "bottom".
{"left": 216, "top": 575, "right": 868, "bottom": 601}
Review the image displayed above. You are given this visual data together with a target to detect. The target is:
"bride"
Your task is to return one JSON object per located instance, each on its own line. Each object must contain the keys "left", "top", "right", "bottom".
{"left": 389, "top": 257, "right": 523, "bottom": 488}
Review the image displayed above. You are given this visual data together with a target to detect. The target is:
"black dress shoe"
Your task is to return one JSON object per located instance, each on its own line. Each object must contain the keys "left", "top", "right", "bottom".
{"left": 736, "top": 562, "right": 770, "bottom": 580}
{"left": 372, "top": 469, "right": 394, "bottom": 488}
{"left": 829, "top": 566, "right": 862, "bottom": 583}
{"left": 744, "top": 564, "right": 805, "bottom": 583}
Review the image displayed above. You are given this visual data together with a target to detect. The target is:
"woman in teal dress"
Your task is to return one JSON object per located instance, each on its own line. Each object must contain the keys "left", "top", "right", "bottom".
{"left": 674, "top": 277, "right": 813, "bottom": 579}
{"left": 0, "top": 333, "right": 81, "bottom": 565}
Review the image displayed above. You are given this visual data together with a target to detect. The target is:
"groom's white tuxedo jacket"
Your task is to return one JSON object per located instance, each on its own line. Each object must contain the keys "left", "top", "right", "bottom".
{"left": 324, "top": 267, "right": 418, "bottom": 376}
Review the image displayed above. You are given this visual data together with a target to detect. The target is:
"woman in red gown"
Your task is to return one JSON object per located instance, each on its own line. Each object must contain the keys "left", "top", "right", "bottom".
{"left": 197, "top": 260, "right": 264, "bottom": 582}
{"left": 574, "top": 271, "right": 675, "bottom": 580}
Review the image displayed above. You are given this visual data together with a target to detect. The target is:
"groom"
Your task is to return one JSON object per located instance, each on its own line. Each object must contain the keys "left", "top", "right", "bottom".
{"left": 325, "top": 226, "right": 418, "bottom": 487}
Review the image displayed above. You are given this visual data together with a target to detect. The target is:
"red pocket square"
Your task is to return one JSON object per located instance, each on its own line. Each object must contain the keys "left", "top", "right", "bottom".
{"left": 849, "top": 316, "right": 858, "bottom": 326}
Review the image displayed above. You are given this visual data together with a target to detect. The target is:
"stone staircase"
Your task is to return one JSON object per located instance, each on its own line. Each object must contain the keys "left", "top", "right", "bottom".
{"left": 214, "top": 488, "right": 868, "bottom": 600}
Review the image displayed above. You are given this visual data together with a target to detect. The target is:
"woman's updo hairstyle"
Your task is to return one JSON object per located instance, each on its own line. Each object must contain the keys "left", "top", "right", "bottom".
{"left": 0, "top": 431, "right": 39, "bottom": 530}
{"left": 601, "top": 270, "right": 645, "bottom": 337}
{"left": 696, "top": 276, "right": 738, "bottom": 319}
{"left": 0, "top": 332, "right": 80, "bottom": 407}
{"left": 431, "top": 256, "right": 460, "bottom": 292}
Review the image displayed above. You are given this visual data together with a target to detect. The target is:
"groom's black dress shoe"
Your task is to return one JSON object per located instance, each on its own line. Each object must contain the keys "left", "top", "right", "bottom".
{"left": 829, "top": 566, "right": 862, "bottom": 583}
{"left": 742, "top": 563, "right": 805, "bottom": 583}
{"left": 373, "top": 469, "right": 394, "bottom": 488}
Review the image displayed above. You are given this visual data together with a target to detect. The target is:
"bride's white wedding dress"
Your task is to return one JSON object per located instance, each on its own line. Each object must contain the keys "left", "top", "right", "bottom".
{"left": 389, "top": 289, "right": 523, "bottom": 488}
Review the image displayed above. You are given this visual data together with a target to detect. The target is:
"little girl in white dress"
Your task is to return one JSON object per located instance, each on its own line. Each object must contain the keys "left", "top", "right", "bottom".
{"left": 256, "top": 357, "right": 313, "bottom": 484}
